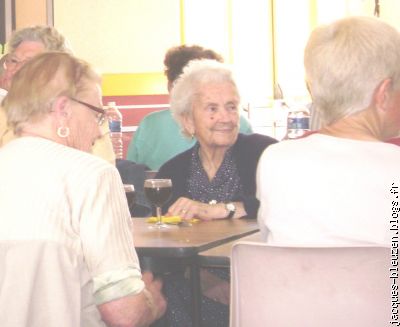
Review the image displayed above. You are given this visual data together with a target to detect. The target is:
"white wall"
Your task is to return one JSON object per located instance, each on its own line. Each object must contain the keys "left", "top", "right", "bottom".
{"left": 54, "top": 0, "right": 181, "bottom": 74}
{"left": 54, "top": 0, "right": 400, "bottom": 101}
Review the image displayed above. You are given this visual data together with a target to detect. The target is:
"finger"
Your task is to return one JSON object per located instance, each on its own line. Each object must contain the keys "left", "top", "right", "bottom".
{"left": 151, "top": 277, "right": 163, "bottom": 290}
{"left": 141, "top": 271, "right": 154, "bottom": 284}
{"left": 168, "top": 197, "right": 187, "bottom": 214}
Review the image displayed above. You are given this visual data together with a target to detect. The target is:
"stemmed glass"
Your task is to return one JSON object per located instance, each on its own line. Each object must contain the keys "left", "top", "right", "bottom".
{"left": 144, "top": 179, "right": 172, "bottom": 229}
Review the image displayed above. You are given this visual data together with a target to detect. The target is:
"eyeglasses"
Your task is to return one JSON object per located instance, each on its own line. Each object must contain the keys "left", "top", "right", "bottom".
{"left": 70, "top": 97, "right": 106, "bottom": 126}
{"left": 3, "top": 55, "right": 30, "bottom": 71}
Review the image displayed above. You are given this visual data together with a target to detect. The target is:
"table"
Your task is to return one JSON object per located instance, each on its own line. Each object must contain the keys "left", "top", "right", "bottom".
{"left": 198, "top": 231, "right": 262, "bottom": 268}
{"left": 131, "top": 218, "right": 259, "bottom": 327}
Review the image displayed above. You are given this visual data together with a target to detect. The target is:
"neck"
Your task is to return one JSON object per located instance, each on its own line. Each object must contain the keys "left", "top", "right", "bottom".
{"left": 20, "top": 130, "right": 54, "bottom": 142}
{"left": 198, "top": 146, "right": 228, "bottom": 181}
{"left": 20, "top": 121, "right": 66, "bottom": 146}
{"left": 320, "top": 108, "right": 383, "bottom": 142}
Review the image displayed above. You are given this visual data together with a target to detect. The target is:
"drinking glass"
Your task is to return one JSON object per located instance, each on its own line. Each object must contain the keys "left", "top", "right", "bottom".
{"left": 144, "top": 179, "right": 172, "bottom": 229}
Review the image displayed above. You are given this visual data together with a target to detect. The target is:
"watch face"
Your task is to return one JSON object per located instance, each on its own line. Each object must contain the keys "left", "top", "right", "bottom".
{"left": 226, "top": 203, "right": 235, "bottom": 212}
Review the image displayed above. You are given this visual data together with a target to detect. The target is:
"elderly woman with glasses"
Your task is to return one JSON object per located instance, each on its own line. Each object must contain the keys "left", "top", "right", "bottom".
{"left": 0, "top": 52, "right": 166, "bottom": 326}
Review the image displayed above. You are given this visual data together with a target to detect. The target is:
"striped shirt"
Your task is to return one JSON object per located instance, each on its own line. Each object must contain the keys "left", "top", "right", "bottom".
{"left": 0, "top": 137, "right": 144, "bottom": 304}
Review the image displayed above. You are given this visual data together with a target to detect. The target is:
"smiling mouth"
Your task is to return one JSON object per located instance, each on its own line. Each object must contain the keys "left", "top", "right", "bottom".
{"left": 213, "top": 128, "right": 234, "bottom": 132}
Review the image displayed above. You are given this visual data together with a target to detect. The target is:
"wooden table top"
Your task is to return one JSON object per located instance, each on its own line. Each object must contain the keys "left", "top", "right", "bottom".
{"left": 131, "top": 217, "right": 259, "bottom": 258}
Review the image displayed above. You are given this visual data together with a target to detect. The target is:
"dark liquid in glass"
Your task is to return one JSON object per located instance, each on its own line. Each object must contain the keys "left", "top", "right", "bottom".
{"left": 144, "top": 186, "right": 172, "bottom": 207}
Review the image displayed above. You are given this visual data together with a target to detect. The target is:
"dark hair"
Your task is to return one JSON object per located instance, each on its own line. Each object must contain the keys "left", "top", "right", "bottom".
{"left": 163, "top": 45, "right": 223, "bottom": 84}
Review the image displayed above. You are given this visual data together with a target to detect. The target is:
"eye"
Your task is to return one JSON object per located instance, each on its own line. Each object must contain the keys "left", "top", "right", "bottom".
{"left": 206, "top": 104, "right": 218, "bottom": 113}
{"left": 227, "top": 104, "right": 238, "bottom": 112}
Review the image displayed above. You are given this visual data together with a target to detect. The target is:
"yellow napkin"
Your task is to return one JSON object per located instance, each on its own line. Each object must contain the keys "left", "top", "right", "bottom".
{"left": 146, "top": 216, "right": 199, "bottom": 224}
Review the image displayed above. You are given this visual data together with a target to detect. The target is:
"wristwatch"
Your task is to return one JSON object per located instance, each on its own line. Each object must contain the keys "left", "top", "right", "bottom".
{"left": 225, "top": 202, "right": 236, "bottom": 219}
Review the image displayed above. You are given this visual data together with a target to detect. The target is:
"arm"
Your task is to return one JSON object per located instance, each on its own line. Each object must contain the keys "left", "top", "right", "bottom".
{"left": 79, "top": 165, "right": 166, "bottom": 326}
{"left": 98, "top": 272, "right": 166, "bottom": 327}
{"left": 166, "top": 197, "right": 246, "bottom": 220}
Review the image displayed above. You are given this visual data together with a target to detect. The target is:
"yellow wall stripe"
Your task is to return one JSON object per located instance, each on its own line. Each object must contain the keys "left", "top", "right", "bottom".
{"left": 102, "top": 72, "right": 167, "bottom": 96}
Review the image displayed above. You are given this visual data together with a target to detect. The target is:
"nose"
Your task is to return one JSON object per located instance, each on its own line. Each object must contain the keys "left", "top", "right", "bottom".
{"left": 216, "top": 108, "right": 232, "bottom": 122}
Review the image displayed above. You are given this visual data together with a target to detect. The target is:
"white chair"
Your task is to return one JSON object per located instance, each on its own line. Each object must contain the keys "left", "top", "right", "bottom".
{"left": 0, "top": 240, "right": 105, "bottom": 327}
{"left": 230, "top": 242, "right": 390, "bottom": 327}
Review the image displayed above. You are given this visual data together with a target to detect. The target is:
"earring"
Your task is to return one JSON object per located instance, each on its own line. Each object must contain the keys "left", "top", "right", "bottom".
{"left": 57, "top": 126, "right": 70, "bottom": 138}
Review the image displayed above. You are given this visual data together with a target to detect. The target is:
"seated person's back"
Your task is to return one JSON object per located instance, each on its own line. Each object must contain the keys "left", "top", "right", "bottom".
{"left": 257, "top": 16, "right": 400, "bottom": 247}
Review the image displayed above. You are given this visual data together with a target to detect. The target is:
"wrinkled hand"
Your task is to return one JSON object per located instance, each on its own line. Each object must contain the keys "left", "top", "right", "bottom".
{"left": 166, "top": 197, "right": 223, "bottom": 221}
{"left": 141, "top": 271, "right": 167, "bottom": 321}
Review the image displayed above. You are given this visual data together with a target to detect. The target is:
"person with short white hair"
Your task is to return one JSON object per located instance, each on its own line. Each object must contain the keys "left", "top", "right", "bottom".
{"left": 257, "top": 16, "right": 400, "bottom": 247}
{"left": 157, "top": 58, "right": 277, "bottom": 327}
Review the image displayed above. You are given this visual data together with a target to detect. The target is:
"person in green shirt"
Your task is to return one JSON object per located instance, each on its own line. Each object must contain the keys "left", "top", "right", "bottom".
{"left": 126, "top": 44, "right": 253, "bottom": 170}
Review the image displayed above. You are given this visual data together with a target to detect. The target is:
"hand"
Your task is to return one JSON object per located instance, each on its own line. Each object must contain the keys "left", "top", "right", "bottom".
{"left": 166, "top": 197, "right": 225, "bottom": 221}
{"left": 141, "top": 271, "right": 167, "bottom": 321}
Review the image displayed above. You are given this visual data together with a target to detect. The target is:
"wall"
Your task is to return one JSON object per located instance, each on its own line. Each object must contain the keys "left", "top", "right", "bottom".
{"left": 7, "top": 0, "right": 400, "bottom": 103}
{"left": 15, "top": 0, "right": 49, "bottom": 28}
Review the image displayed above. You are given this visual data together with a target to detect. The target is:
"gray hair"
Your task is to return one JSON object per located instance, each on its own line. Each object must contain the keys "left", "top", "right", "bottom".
{"left": 304, "top": 16, "right": 400, "bottom": 125}
{"left": 8, "top": 25, "right": 72, "bottom": 53}
{"left": 4, "top": 52, "right": 99, "bottom": 135}
{"left": 170, "top": 59, "right": 240, "bottom": 137}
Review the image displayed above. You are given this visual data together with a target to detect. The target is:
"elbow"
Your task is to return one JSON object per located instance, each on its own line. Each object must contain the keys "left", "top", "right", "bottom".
{"left": 98, "top": 292, "right": 154, "bottom": 327}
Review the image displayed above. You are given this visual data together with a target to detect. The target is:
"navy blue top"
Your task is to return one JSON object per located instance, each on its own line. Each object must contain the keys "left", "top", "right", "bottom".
{"left": 156, "top": 133, "right": 278, "bottom": 218}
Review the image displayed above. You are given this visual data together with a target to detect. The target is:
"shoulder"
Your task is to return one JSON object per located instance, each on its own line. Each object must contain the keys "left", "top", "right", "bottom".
{"left": 233, "top": 133, "right": 278, "bottom": 167}
{"left": 157, "top": 147, "right": 193, "bottom": 176}
{"left": 236, "top": 133, "right": 278, "bottom": 149}
{"left": 386, "top": 137, "right": 400, "bottom": 147}
{"left": 3, "top": 137, "right": 118, "bottom": 181}
{"left": 58, "top": 141, "right": 116, "bottom": 174}
{"left": 139, "top": 109, "right": 172, "bottom": 125}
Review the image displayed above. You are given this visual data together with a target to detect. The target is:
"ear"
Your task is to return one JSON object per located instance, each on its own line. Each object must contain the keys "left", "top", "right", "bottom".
{"left": 181, "top": 113, "right": 195, "bottom": 136}
{"left": 51, "top": 96, "right": 71, "bottom": 121}
{"left": 373, "top": 78, "right": 392, "bottom": 113}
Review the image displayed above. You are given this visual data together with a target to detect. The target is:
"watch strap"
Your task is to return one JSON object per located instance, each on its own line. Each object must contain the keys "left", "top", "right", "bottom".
{"left": 225, "top": 202, "right": 236, "bottom": 219}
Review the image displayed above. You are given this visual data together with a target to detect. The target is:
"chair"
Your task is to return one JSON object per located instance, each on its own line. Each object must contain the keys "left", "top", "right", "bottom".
{"left": 230, "top": 242, "right": 390, "bottom": 327}
{"left": 0, "top": 240, "right": 105, "bottom": 327}
{"left": 116, "top": 159, "right": 152, "bottom": 216}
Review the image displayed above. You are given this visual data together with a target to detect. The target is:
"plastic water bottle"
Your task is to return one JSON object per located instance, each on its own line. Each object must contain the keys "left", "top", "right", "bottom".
{"left": 286, "top": 108, "right": 310, "bottom": 139}
{"left": 107, "top": 101, "right": 123, "bottom": 159}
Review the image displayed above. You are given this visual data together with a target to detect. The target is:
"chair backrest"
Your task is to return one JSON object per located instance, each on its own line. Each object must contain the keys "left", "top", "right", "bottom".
{"left": 0, "top": 240, "right": 104, "bottom": 327}
{"left": 230, "top": 242, "right": 390, "bottom": 327}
